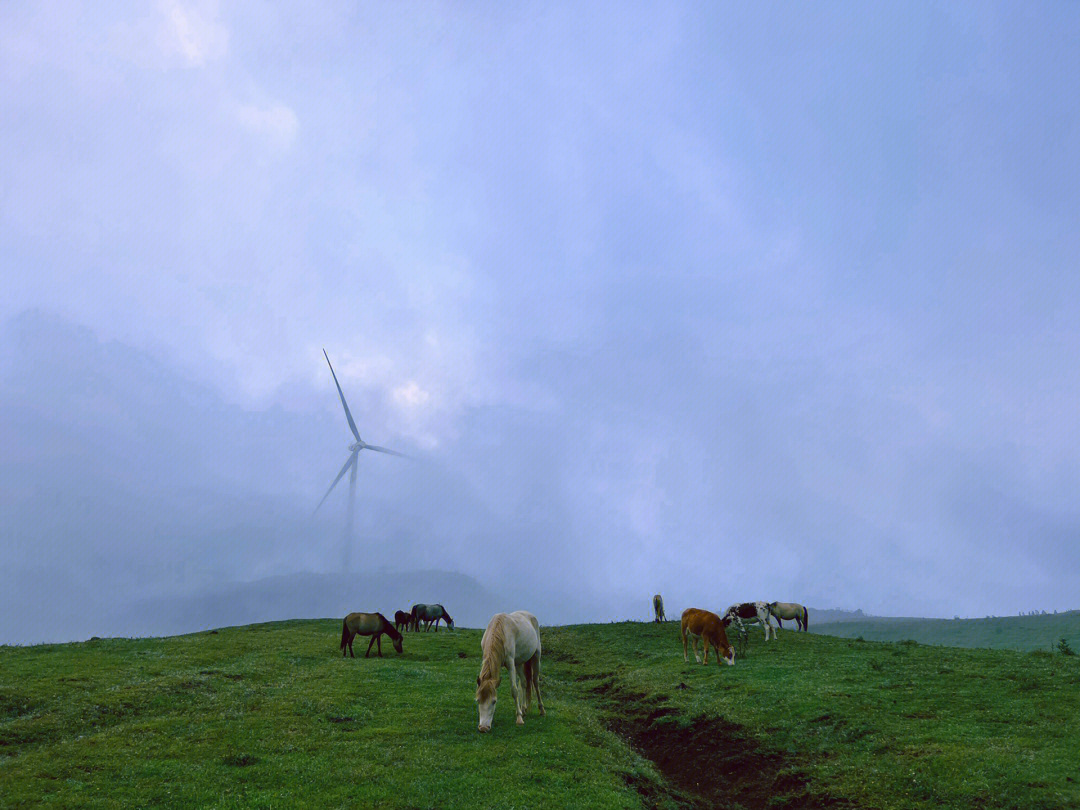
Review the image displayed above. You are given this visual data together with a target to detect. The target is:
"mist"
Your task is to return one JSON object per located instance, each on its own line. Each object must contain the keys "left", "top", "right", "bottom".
{"left": 3, "top": 3, "right": 1080, "bottom": 644}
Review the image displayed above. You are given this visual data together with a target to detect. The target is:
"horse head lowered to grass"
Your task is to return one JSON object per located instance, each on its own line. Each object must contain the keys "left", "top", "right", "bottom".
{"left": 681, "top": 608, "right": 736, "bottom": 666}
{"left": 411, "top": 603, "right": 454, "bottom": 632}
{"left": 723, "top": 601, "right": 777, "bottom": 641}
{"left": 475, "top": 611, "right": 545, "bottom": 732}
{"left": 340, "top": 612, "right": 403, "bottom": 658}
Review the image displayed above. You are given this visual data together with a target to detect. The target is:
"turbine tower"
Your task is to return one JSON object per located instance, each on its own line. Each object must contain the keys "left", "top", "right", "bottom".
{"left": 315, "top": 349, "right": 406, "bottom": 569}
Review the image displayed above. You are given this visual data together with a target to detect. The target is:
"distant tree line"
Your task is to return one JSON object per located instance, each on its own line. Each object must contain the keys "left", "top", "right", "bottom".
{"left": 950, "top": 610, "right": 1061, "bottom": 620}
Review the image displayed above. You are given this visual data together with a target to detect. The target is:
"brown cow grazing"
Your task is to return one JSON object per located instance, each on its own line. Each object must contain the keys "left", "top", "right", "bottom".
{"left": 681, "top": 608, "right": 736, "bottom": 666}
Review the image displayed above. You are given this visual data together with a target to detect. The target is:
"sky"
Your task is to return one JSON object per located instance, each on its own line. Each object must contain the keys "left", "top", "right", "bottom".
{"left": 2, "top": 2, "right": 1079, "bottom": 641}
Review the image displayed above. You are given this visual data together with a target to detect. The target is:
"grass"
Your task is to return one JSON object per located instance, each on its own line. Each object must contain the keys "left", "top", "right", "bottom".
{"left": 812, "top": 610, "right": 1080, "bottom": 652}
{"left": 2, "top": 620, "right": 1079, "bottom": 808}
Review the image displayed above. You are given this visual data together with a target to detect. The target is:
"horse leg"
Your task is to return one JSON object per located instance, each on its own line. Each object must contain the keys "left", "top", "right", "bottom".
{"left": 377, "top": 635, "right": 383, "bottom": 657}
{"left": 434, "top": 618, "right": 440, "bottom": 632}
{"left": 532, "top": 655, "right": 545, "bottom": 716}
{"left": 692, "top": 634, "right": 702, "bottom": 664}
{"left": 349, "top": 635, "right": 355, "bottom": 658}
{"left": 703, "top": 636, "right": 711, "bottom": 665}
{"left": 682, "top": 629, "right": 689, "bottom": 663}
{"left": 517, "top": 663, "right": 529, "bottom": 716}
{"left": 506, "top": 659, "right": 525, "bottom": 725}
{"left": 365, "top": 635, "right": 376, "bottom": 658}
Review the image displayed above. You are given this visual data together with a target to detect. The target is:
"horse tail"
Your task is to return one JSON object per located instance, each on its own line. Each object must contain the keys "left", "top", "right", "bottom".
{"left": 803, "top": 606, "right": 809, "bottom": 631}
{"left": 340, "top": 618, "right": 350, "bottom": 651}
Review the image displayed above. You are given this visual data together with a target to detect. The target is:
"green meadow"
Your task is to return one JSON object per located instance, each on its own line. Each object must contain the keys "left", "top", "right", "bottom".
{"left": 2, "top": 620, "right": 1079, "bottom": 809}
{"left": 811, "top": 610, "right": 1080, "bottom": 653}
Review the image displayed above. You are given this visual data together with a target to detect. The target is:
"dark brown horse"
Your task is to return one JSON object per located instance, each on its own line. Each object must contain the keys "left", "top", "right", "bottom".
{"left": 394, "top": 610, "right": 413, "bottom": 632}
{"left": 411, "top": 603, "right": 454, "bottom": 632}
{"left": 341, "top": 612, "right": 403, "bottom": 658}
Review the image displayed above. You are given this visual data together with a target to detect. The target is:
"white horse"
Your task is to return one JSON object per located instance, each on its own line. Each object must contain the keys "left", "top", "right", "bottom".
{"left": 475, "top": 611, "right": 545, "bottom": 732}
{"left": 653, "top": 594, "right": 666, "bottom": 622}
{"left": 768, "top": 601, "right": 808, "bottom": 631}
{"left": 723, "top": 601, "right": 777, "bottom": 640}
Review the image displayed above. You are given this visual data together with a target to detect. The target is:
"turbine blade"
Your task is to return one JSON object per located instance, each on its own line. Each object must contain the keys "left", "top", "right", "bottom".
{"left": 323, "top": 349, "right": 362, "bottom": 444}
{"left": 363, "top": 445, "right": 409, "bottom": 459}
{"left": 314, "top": 451, "right": 357, "bottom": 514}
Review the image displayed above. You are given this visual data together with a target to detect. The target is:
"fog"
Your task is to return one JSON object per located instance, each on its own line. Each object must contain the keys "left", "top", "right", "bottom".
{"left": 3, "top": 3, "right": 1079, "bottom": 643}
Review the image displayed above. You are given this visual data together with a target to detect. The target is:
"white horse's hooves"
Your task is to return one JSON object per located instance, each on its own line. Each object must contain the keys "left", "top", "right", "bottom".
{"left": 516, "top": 716, "right": 525, "bottom": 726}
{"left": 539, "top": 708, "right": 546, "bottom": 716}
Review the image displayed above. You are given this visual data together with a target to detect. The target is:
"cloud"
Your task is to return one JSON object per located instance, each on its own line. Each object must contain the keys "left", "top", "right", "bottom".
{"left": 393, "top": 380, "right": 431, "bottom": 409}
{"left": 235, "top": 101, "right": 299, "bottom": 151}
{"left": 157, "top": 0, "right": 228, "bottom": 67}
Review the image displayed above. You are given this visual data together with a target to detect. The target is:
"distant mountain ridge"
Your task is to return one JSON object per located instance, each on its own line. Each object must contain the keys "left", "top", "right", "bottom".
{"left": 6, "top": 570, "right": 505, "bottom": 645}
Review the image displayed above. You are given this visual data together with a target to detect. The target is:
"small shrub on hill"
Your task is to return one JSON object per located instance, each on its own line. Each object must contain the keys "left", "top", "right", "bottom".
{"left": 1056, "top": 637, "right": 1075, "bottom": 656}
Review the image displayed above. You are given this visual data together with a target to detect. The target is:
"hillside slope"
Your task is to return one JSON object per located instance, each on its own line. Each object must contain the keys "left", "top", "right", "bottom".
{"left": 812, "top": 609, "right": 1080, "bottom": 652}
{"left": 2, "top": 621, "right": 1078, "bottom": 808}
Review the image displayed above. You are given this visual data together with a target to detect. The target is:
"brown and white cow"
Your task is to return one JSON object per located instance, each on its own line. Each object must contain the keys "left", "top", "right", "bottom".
{"left": 722, "top": 601, "right": 777, "bottom": 640}
{"left": 680, "top": 608, "right": 736, "bottom": 666}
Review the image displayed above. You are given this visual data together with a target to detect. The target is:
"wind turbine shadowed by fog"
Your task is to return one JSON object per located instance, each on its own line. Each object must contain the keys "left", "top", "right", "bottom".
{"left": 315, "top": 349, "right": 407, "bottom": 569}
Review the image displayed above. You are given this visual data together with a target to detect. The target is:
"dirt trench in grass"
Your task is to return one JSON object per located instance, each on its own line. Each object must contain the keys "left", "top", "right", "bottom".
{"left": 583, "top": 671, "right": 850, "bottom": 809}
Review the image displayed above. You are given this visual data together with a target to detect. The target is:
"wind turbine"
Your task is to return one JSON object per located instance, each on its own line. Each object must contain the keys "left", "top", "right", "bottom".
{"left": 315, "top": 349, "right": 407, "bottom": 569}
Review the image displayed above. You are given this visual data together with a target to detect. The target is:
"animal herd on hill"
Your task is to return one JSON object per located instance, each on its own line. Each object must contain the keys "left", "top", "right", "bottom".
{"left": 340, "top": 602, "right": 454, "bottom": 658}
{"left": 338, "top": 595, "right": 808, "bottom": 732}
{"left": 669, "top": 597, "right": 809, "bottom": 667}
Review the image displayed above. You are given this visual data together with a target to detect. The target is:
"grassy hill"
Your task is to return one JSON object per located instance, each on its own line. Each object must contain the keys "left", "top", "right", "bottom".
{"left": 812, "top": 610, "right": 1080, "bottom": 652}
{"left": 2, "top": 621, "right": 1079, "bottom": 808}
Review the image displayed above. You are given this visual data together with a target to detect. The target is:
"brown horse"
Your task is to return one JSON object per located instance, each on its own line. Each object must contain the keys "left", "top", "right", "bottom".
{"left": 394, "top": 610, "right": 412, "bottom": 632}
{"left": 681, "top": 608, "right": 736, "bottom": 666}
{"left": 411, "top": 603, "right": 454, "bottom": 632}
{"left": 340, "top": 612, "right": 403, "bottom": 658}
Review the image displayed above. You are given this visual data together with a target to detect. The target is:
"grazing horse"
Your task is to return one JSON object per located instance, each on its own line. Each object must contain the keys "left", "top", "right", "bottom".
{"left": 394, "top": 610, "right": 413, "bottom": 632}
{"left": 475, "top": 611, "right": 545, "bottom": 732}
{"left": 340, "top": 612, "right": 403, "bottom": 658}
{"left": 723, "top": 601, "right": 777, "bottom": 640}
{"left": 653, "top": 594, "right": 666, "bottom": 622}
{"left": 411, "top": 603, "right": 454, "bottom": 632}
{"left": 680, "top": 608, "right": 736, "bottom": 666}
{"left": 768, "top": 601, "right": 808, "bottom": 631}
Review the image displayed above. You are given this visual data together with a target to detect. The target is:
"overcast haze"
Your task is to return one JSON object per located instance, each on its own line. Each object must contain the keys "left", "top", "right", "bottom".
{"left": 3, "top": 2, "right": 1079, "bottom": 644}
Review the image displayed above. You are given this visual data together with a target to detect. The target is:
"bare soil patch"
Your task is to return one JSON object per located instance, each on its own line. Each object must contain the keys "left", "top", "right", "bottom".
{"left": 597, "top": 681, "right": 850, "bottom": 809}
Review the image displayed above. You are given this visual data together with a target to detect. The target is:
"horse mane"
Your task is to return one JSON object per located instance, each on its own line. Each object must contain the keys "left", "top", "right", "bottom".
{"left": 477, "top": 615, "right": 507, "bottom": 699}
{"left": 378, "top": 613, "right": 403, "bottom": 641}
